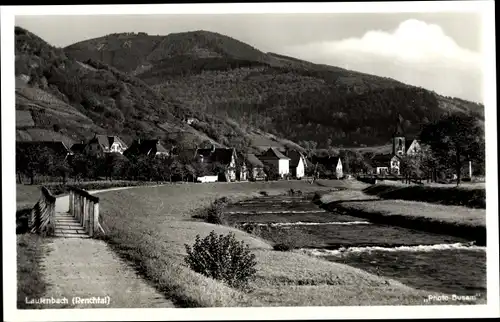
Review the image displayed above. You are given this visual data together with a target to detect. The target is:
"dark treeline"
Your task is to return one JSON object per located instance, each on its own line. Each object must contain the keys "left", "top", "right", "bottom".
{"left": 16, "top": 145, "right": 235, "bottom": 185}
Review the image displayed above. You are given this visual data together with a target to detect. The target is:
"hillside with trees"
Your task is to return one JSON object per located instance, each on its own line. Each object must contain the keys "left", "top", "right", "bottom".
{"left": 16, "top": 26, "right": 485, "bottom": 153}
{"left": 15, "top": 27, "right": 294, "bottom": 153}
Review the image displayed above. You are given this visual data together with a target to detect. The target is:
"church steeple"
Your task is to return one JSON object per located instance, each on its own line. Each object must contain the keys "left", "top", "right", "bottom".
{"left": 392, "top": 115, "right": 405, "bottom": 156}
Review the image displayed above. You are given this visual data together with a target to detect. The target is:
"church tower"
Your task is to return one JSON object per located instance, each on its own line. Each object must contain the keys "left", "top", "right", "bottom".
{"left": 392, "top": 116, "right": 405, "bottom": 156}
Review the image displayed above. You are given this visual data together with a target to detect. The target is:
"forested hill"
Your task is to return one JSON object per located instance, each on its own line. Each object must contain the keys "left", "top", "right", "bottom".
{"left": 14, "top": 27, "right": 301, "bottom": 153}
{"left": 16, "top": 27, "right": 484, "bottom": 152}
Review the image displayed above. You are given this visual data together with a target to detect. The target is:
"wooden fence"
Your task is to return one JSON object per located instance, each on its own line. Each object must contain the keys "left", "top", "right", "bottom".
{"left": 29, "top": 187, "right": 56, "bottom": 235}
{"left": 68, "top": 186, "right": 103, "bottom": 237}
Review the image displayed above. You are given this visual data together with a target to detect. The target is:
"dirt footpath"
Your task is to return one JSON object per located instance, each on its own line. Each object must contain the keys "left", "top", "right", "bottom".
{"left": 38, "top": 186, "right": 175, "bottom": 309}
{"left": 40, "top": 238, "right": 175, "bottom": 308}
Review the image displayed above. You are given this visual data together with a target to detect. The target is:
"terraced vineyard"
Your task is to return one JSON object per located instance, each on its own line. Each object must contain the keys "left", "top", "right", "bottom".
{"left": 224, "top": 194, "right": 486, "bottom": 297}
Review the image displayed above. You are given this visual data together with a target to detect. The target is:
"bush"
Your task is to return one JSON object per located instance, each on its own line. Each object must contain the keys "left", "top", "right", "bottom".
{"left": 206, "top": 197, "right": 228, "bottom": 224}
{"left": 259, "top": 191, "right": 269, "bottom": 196}
{"left": 184, "top": 231, "right": 257, "bottom": 288}
{"left": 273, "top": 243, "right": 292, "bottom": 251}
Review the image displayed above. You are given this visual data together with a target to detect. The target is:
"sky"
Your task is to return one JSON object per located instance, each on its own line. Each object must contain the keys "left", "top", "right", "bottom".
{"left": 15, "top": 12, "right": 485, "bottom": 103}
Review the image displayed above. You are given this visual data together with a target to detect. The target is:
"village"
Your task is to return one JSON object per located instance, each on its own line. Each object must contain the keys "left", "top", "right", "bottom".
{"left": 16, "top": 117, "right": 443, "bottom": 185}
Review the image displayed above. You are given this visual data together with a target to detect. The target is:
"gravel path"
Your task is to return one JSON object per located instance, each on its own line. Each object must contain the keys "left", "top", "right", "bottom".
{"left": 39, "top": 186, "right": 175, "bottom": 308}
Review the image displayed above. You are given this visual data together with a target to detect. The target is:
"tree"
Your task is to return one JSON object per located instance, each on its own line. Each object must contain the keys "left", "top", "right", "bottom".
{"left": 399, "top": 154, "right": 423, "bottom": 184}
{"left": 16, "top": 145, "right": 55, "bottom": 184}
{"left": 52, "top": 156, "right": 71, "bottom": 184}
{"left": 419, "top": 145, "right": 440, "bottom": 183}
{"left": 170, "top": 159, "right": 186, "bottom": 182}
{"left": 263, "top": 164, "right": 279, "bottom": 181}
{"left": 327, "top": 146, "right": 339, "bottom": 157}
{"left": 420, "top": 114, "right": 484, "bottom": 185}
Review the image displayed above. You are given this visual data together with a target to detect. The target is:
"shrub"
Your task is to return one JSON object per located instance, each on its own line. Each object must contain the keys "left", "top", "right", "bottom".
{"left": 259, "top": 191, "right": 269, "bottom": 196}
{"left": 184, "top": 231, "right": 257, "bottom": 288}
{"left": 272, "top": 227, "right": 299, "bottom": 251}
{"left": 206, "top": 197, "right": 228, "bottom": 224}
{"left": 273, "top": 243, "right": 292, "bottom": 251}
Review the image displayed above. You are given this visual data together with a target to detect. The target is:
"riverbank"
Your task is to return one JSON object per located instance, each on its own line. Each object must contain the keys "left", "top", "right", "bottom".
{"left": 362, "top": 183, "right": 486, "bottom": 208}
{"left": 318, "top": 189, "right": 486, "bottom": 245}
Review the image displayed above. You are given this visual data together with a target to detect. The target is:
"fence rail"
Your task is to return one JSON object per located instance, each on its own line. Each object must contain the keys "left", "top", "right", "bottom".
{"left": 29, "top": 187, "right": 56, "bottom": 235}
{"left": 68, "top": 186, "right": 103, "bottom": 237}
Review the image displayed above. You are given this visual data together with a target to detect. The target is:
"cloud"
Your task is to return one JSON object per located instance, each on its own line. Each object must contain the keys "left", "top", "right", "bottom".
{"left": 283, "top": 19, "right": 483, "bottom": 103}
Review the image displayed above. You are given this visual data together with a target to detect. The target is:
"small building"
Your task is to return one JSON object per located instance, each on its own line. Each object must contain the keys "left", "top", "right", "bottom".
{"left": 370, "top": 154, "right": 400, "bottom": 175}
{"left": 87, "top": 134, "right": 128, "bottom": 156}
{"left": 406, "top": 138, "right": 421, "bottom": 156}
{"left": 124, "top": 138, "right": 170, "bottom": 158}
{"left": 244, "top": 153, "right": 266, "bottom": 181}
{"left": 285, "top": 150, "right": 307, "bottom": 179}
{"left": 195, "top": 145, "right": 238, "bottom": 182}
{"left": 257, "top": 147, "right": 290, "bottom": 178}
{"left": 197, "top": 175, "right": 219, "bottom": 183}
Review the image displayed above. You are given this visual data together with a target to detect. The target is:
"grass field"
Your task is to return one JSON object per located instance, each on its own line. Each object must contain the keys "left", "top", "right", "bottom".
{"left": 16, "top": 184, "right": 43, "bottom": 211}
{"left": 95, "top": 180, "right": 468, "bottom": 307}
{"left": 17, "top": 234, "right": 48, "bottom": 309}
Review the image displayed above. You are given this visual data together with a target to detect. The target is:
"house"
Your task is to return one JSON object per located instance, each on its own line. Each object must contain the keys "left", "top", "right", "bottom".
{"left": 235, "top": 152, "right": 249, "bottom": 181}
{"left": 311, "top": 155, "right": 343, "bottom": 179}
{"left": 86, "top": 134, "right": 128, "bottom": 156}
{"left": 16, "top": 140, "right": 72, "bottom": 160}
{"left": 257, "top": 147, "right": 290, "bottom": 178}
{"left": 370, "top": 154, "right": 400, "bottom": 175}
{"left": 195, "top": 145, "right": 238, "bottom": 182}
{"left": 405, "top": 138, "right": 421, "bottom": 156}
{"left": 124, "top": 138, "right": 170, "bottom": 158}
{"left": 285, "top": 150, "right": 307, "bottom": 179}
{"left": 243, "top": 153, "right": 266, "bottom": 181}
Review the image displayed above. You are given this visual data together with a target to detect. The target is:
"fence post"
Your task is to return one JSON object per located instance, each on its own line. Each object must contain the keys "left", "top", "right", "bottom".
{"left": 87, "top": 199, "right": 92, "bottom": 236}
{"left": 79, "top": 195, "right": 84, "bottom": 226}
{"left": 82, "top": 197, "right": 87, "bottom": 232}
{"left": 50, "top": 202, "right": 55, "bottom": 235}
{"left": 89, "top": 200, "right": 94, "bottom": 237}
{"left": 69, "top": 190, "right": 74, "bottom": 216}
{"left": 93, "top": 202, "right": 100, "bottom": 236}
{"left": 75, "top": 194, "right": 79, "bottom": 222}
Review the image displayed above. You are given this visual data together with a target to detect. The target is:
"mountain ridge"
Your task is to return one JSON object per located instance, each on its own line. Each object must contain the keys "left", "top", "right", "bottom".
{"left": 16, "top": 26, "right": 484, "bottom": 153}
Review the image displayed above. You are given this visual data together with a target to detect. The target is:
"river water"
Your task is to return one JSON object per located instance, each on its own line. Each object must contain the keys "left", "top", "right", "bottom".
{"left": 225, "top": 194, "right": 486, "bottom": 297}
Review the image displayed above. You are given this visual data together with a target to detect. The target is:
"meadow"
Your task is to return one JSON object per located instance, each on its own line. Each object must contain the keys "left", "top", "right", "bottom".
{"left": 94, "top": 180, "right": 454, "bottom": 307}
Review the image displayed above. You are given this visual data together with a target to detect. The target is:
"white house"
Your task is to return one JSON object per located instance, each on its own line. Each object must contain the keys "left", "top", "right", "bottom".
{"left": 286, "top": 150, "right": 307, "bottom": 179}
{"left": 86, "top": 134, "right": 128, "bottom": 156}
{"left": 242, "top": 153, "right": 266, "bottom": 181}
{"left": 195, "top": 146, "right": 238, "bottom": 182}
{"left": 406, "top": 139, "right": 421, "bottom": 156}
{"left": 371, "top": 154, "right": 400, "bottom": 175}
{"left": 258, "top": 147, "right": 290, "bottom": 178}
